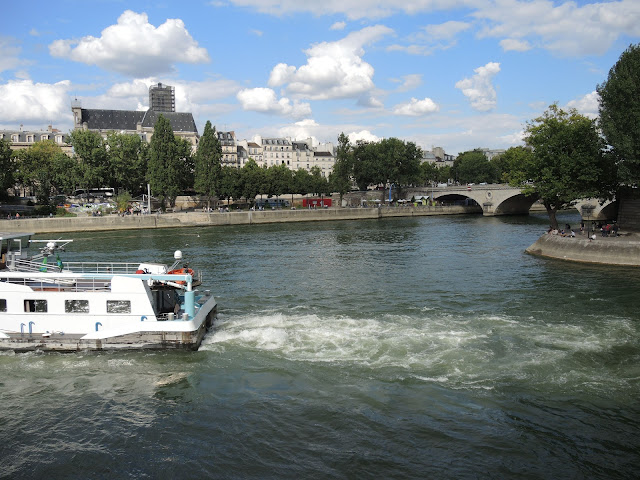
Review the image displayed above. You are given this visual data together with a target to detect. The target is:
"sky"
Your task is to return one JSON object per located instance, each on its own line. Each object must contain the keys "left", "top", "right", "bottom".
{"left": 1, "top": 0, "right": 639, "bottom": 155}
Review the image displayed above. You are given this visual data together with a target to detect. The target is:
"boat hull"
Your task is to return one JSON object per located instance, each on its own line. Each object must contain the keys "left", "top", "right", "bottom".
{"left": 0, "top": 297, "right": 217, "bottom": 352}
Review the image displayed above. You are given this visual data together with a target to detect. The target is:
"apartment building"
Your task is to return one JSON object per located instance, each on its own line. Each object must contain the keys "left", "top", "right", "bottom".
{"left": 217, "top": 131, "right": 238, "bottom": 166}
{"left": 0, "top": 125, "right": 72, "bottom": 154}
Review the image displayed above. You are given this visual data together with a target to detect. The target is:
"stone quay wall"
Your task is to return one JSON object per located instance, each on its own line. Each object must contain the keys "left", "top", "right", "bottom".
{"left": 0, "top": 205, "right": 480, "bottom": 235}
{"left": 526, "top": 233, "right": 640, "bottom": 266}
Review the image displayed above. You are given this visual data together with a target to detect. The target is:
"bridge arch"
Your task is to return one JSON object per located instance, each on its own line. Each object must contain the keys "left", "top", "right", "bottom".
{"left": 424, "top": 185, "right": 539, "bottom": 216}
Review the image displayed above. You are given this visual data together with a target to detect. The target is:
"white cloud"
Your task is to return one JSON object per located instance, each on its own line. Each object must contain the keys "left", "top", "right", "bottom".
{"left": 424, "top": 20, "right": 471, "bottom": 40}
{"left": 237, "top": 87, "right": 312, "bottom": 118}
{"left": 267, "top": 25, "right": 394, "bottom": 101}
{"left": 394, "top": 73, "right": 423, "bottom": 92}
{"left": 474, "top": 0, "right": 640, "bottom": 56}
{"left": 348, "top": 129, "right": 380, "bottom": 143}
{"left": 330, "top": 21, "right": 347, "bottom": 31}
{"left": 566, "top": 91, "right": 600, "bottom": 119}
{"left": 0, "top": 37, "right": 26, "bottom": 73}
{"left": 0, "top": 79, "right": 72, "bottom": 125}
{"left": 387, "top": 20, "right": 470, "bottom": 56}
{"left": 392, "top": 97, "right": 439, "bottom": 116}
{"left": 455, "top": 62, "right": 501, "bottom": 112}
{"left": 499, "top": 38, "right": 532, "bottom": 52}
{"left": 49, "top": 10, "right": 210, "bottom": 77}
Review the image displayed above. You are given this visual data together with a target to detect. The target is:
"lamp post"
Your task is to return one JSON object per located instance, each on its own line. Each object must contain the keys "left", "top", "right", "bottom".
{"left": 582, "top": 204, "right": 595, "bottom": 237}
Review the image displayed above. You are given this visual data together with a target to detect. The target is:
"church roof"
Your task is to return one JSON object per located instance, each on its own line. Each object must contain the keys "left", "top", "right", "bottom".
{"left": 80, "top": 109, "right": 198, "bottom": 134}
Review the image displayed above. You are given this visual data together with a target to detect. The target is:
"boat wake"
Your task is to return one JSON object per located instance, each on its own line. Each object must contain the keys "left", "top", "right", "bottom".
{"left": 201, "top": 310, "right": 639, "bottom": 396}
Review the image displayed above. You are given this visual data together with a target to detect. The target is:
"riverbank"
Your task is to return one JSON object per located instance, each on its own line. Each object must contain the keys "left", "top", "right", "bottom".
{"left": 0, "top": 205, "right": 480, "bottom": 234}
{"left": 526, "top": 232, "right": 640, "bottom": 266}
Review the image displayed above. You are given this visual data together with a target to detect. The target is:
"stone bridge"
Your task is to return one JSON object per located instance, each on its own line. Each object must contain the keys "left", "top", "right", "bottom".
{"left": 404, "top": 184, "right": 615, "bottom": 219}
{"left": 406, "top": 184, "right": 538, "bottom": 216}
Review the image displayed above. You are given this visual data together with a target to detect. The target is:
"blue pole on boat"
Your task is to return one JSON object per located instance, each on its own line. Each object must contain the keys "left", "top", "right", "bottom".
{"left": 20, "top": 323, "right": 25, "bottom": 334}
{"left": 140, "top": 316, "right": 147, "bottom": 322}
{"left": 28, "top": 321, "right": 35, "bottom": 334}
{"left": 95, "top": 322, "right": 102, "bottom": 331}
{"left": 184, "top": 290, "right": 195, "bottom": 320}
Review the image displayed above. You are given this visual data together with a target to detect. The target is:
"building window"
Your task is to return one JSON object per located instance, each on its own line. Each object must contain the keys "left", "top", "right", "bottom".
{"left": 65, "top": 300, "right": 89, "bottom": 313}
{"left": 11, "top": 135, "right": 18, "bottom": 142}
{"left": 26, "top": 135, "right": 34, "bottom": 143}
{"left": 55, "top": 135, "right": 63, "bottom": 144}
{"left": 107, "top": 300, "right": 131, "bottom": 313}
{"left": 41, "top": 135, "right": 49, "bottom": 141}
{"left": 24, "top": 300, "right": 47, "bottom": 313}
{"left": 0, "top": 299, "right": 6, "bottom": 312}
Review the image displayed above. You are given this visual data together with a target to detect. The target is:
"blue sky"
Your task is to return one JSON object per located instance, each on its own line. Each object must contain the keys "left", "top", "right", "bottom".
{"left": 1, "top": 0, "right": 639, "bottom": 155}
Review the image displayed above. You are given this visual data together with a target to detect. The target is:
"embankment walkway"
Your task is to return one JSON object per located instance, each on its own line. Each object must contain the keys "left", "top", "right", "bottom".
{"left": 0, "top": 205, "right": 480, "bottom": 234}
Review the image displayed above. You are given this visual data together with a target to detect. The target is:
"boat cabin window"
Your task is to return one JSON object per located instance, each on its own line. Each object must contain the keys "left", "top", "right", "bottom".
{"left": 65, "top": 300, "right": 89, "bottom": 313}
{"left": 107, "top": 300, "right": 131, "bottom": 314}
{"left": 24, "top": 300, "right": 47, "bottom": 313}
{"left": 0, "top": 299, "right": 6, "bottom": 312}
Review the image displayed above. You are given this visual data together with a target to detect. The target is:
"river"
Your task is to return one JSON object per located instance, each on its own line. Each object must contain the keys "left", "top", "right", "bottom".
{"left": 1, "top": 212, "right": 639, "bottom": 479}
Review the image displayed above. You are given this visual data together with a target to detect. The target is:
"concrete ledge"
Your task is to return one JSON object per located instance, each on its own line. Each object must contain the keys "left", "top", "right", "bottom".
{"left": 0, "top": 205, "right": 481, "bottom": 234}
{"left": 526, "top": 233, "right": 640, "bottom": 266}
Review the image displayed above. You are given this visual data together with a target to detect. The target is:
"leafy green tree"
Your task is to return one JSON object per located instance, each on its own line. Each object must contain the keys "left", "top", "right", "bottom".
{"left": 13, "top": 141, "right": 70, "bottom": 207}
{"left": 265, "top": 164, "right": 293, "bottom": 200}
{"left": 238, "top": 159, "right": 265, "bottom": 204}
{"left": 493, "top": 147, "right": 533, "bottom": 184}
{"left": 175, "top": 136, "right": 194, "bottom": 192}
{"left": 68, "top": 129, "right": 108, "bottom": 190}
{"left": 352, "top": 141, "right": 381, "bottom": 190}
{"left": 419, "top": 161, "right": 438, "bottom": 185}
{"left": 330, "top": 132, "right": 353, "bottom": 201}
{"left": 309, "top": 166, "right": 329, "bottom": 196}
{"left": 452, "top": 149, "right": 495, "bottom": 184}
{"left": 105, "top": 132, "right": 146, "bottom": 195}
{"left": 194, "top": 121, "right": 222, "bottom": 210}
{"left": 0, "top": 139, "right": 15, "bottom": 200}
{"left": 597, "top": 43, "right": 640, "bottom": 185}
{"left": 147, "top": 115, "right": 182, "bottom": 210}
{"left": 509, "top": 104, "right": 616, "bottom": 229}
{"left": 50, "top": 150, "right": 81, "bottom": 195}
{"left": 218, "top": 166, "right": 240, "bottom": 205}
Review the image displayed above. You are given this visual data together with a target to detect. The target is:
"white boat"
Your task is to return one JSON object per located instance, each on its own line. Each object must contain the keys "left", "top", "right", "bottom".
{"left": 0, "top": 232, "right": 217, "bottom": 352}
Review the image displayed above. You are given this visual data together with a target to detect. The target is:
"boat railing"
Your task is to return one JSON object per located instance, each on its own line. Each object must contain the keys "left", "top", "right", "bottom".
{"left": 62, "top": 262, "right": 142, "bottom": 275}
{"left": 9, "top": 258, "right": 64, "bottom": 274}
{"left": 0, "top": 275, "right": 111, "bottom": 292}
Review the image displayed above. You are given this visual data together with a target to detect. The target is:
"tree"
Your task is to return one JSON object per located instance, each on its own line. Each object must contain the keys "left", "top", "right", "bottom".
{"left": 68, "top": 129, "right": 108, "bottom": 190}
{"left": 218, "top": 166, "right": 240, "bottom": 205}
{"left": 510, "top": 104, "right": 616, "bottom": 229}
{"left": 597, "top": 43, "right": 640, "bottom": 186}
{"left": 105, "top": 132, "right": 146, "bottom": 196}
{"left": 238, "top": 159, "right": 265, "bottom": 204}
{"left": 330, "top": 132, "right": 353, "bottom": 201}
{"left": 147, "top": 115, "right": 182, "bottom": 210}
{"left": 452, "top": 149, "right": 496, "bottom": 184}
{"left": 494, "top": 147, "right": 533, "bottom": 184}
{"left": 193, "top": 121, "right": 222, "bottom": 209}
{"left": 0, "top": 139, "right": 15, "bottom": 200}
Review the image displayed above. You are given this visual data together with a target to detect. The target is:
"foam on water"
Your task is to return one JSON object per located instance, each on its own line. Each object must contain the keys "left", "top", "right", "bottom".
{"left": 202, "top": 309, "right": 639, "bottom": 396}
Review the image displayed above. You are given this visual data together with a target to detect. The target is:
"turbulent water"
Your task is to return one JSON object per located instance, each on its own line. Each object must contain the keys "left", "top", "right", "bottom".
{"left": 1, "top": 213, "right": 639, "bottom": 479}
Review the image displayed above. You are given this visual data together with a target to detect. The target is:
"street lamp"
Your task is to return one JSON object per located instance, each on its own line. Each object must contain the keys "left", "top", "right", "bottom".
{"left": 581, "top": 204, "right": 595, "bottom": 237}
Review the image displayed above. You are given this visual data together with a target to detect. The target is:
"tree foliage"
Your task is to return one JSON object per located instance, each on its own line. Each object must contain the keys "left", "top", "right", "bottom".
{"left": 105, "top": 132, "right": 146, "bottom": 196}
{"left": 349, "top": 137, "right": 422, "bottom": 192}
{"left": 194, "top": 121, "right": 222, "bottom": 207}
{"left": 597, "top": 43, "right": 640, "bottom": 185}
{"left": 509, "top": 104, "right": 616, "bottom": 228}
{"left": 68, "top": 129, "right": 108, "bottom": 189}
{"left": 452, "top": 149, "right": 495, "bottom": 184}
{"left": 148, "top": 115, "right": 187, "bottom": 209}
{"left": 0, "top": 139, "right": 15, "bottom": 199}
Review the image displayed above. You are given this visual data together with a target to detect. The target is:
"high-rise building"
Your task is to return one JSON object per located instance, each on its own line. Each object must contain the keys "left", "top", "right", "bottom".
{"left": 149, "top": 83, "right": 175, "bottom": 112}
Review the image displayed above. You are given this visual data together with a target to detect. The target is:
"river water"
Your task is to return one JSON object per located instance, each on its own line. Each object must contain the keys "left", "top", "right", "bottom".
{"left": 1, "top": 212, "right": 639, "bottom": 479}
